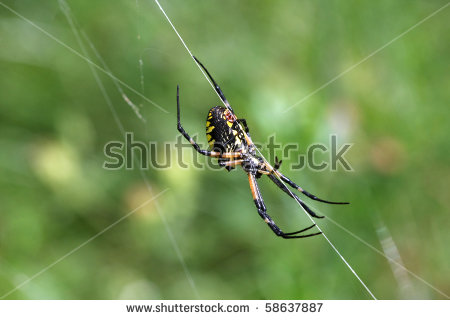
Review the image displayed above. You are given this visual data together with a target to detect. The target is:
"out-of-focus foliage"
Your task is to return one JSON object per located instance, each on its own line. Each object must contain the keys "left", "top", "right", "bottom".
{"left": 0, "top": 0, "right": 449, "bottom": 299}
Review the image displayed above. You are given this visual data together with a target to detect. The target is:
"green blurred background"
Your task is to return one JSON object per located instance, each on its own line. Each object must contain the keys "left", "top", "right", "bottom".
{"left": 0, "top": 0, "right": 449, "bottom": 299}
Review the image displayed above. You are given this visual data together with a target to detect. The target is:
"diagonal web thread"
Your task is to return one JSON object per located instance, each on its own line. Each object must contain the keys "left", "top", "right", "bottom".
{"left": 0, "top": 1, "right": 168, "bottom": 114}
{"left": 58, "top": 0, "right": 200, "bottom": 298}
{"left": 282, "top": 1, "right": 450, "bottom": 113}
{"left": 303, "top": 198, "right": 450, "bottom": 299}
{"left": 0, "top": 1, "right": 199, "bottom": 299}
{"left": 154, "top": 0, "right": 377, "bottom": 300}
{"left": 327, "top": 215, "right": 449, "bottom": 299}
{"left": 1, "top": 189, "right": 169, "bottom": 299}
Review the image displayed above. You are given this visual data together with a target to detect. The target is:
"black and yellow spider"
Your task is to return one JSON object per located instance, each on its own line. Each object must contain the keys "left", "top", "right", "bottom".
{"left": 177, "top": 57, "right": 348, "bottom": 239}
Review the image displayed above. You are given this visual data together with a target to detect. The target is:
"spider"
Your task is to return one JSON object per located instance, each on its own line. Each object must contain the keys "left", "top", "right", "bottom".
{"left": 177, "top": 57, "right": 349, "bottom": 239}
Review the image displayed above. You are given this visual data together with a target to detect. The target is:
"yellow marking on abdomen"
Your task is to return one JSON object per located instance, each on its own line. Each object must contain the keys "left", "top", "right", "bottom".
{"left": 206, "top": 126, "right": 215, "bottom": 133}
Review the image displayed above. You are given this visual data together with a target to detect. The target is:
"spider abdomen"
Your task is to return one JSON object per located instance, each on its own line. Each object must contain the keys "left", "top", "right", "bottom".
{"left": 206, "top": 106, "right": 244, "bottom": 153}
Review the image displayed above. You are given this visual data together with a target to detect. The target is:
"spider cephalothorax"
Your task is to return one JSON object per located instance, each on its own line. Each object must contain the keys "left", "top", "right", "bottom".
{"left": 177, "top": 56, "right": 349, "bottom": 239}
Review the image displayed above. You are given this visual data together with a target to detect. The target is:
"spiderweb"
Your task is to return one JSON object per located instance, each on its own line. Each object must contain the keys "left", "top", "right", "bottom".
{"left": 0, "top": 0, "right": 448, "bottom": 300}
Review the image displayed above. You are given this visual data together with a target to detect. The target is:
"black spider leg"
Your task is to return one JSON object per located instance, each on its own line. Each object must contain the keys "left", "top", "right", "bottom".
{"left": 274, "top": 156, "right": 282, "bottom": 171}
{"left": 193, "top": 57, "right": 251, "bottom": 144}
{"left": 248, "top": 173, "right": 321, "bottom": 239}
{"left": 267, "top": 173, "right": 325, "bottom": 219}
{"left": 237, "top": 118, "right": 249, "bottom": 133}
{"left": 177, "top": 85, "right": 241, "bottom": 159}
{"left": 275, "top": 171, "right": 349, "bottom": 205}
{"left": 192, "top": 56, "right": 235, "bottom": 113}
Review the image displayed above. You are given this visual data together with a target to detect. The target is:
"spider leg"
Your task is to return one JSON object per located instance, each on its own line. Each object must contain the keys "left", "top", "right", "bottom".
{"left": 248, "top": 173, "right": 321, "bottom": 239}
{"left": 193, "top": 56, "right": 234, "bottom": 112}
{"left": 267, "top": 173, "right": 325, "bottom": 219}
{"left": 274, "top": 156, "right": 282, "bottom": 171}
{"left": 283, "top": 224, "right": 318, "bottom": 236}
{"left": 177, "top": 85, "right": 242, "bottom": 159}
{"left": 219, "top": 159, "right": 243, "bottom": 171}
{"left": 237, "top": 118, "right": 249, "bottom": 133}
{"left": 220, "top": 159, "right": 244, "bottom": 167}
{"left": 275, "top": 170, "right": 349, "bottom": 205}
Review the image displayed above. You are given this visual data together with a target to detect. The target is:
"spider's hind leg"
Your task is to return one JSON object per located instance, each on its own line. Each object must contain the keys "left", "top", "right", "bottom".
{"left": 267, "top": 173, "right": 324, "bottom": 219}
{"left": 248, "top": 172, "right": 321, "bottom": 239}
{"left": 275, "top": 170, "right": 349, "bottom": 205}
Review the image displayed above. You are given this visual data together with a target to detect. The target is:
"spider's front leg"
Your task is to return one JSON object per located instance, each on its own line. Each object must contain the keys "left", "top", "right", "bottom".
{"left": 177, "top": 85, "right": 241, "bottom": 159}
{"left": 193, "top": 56, "right": 233, "bottom": 111}
{"left": 247, "top": 172, "right": 321, "bottom": 239}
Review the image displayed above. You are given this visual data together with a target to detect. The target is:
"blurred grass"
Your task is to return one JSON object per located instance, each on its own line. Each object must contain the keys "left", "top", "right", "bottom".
{"left": 0, "top": 0, "right": 449, "bottom": 299}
